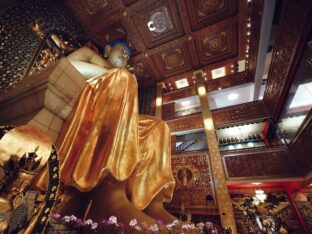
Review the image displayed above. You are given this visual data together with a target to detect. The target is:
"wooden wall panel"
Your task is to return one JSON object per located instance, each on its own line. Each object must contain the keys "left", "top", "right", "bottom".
{"left": 138, "top": 85, "right": 156, "bottom": 115}
{"left": 165, "top": 151, "right": 218, "bottom": 215}
{"left": 212, "top": 100, "right": 270, "bottom": 127}
{"left": 263, "top": 0, "right": 312, "bottom": 120}
{"left": 222, "top": 147, "right": 300, "bottom": 179}
{"left": 167, "top": 113, "right": 204, "bottom": 133}
{"left": 289, "top": 113, "right": 312, "bottom": 176}
{"left": 163, "top": 86, "right": 197, "bottom": 104}
{"left": 162, "top": 102, "right": 175, "bottom": 120}
{"left": 166, "top": 101, "right": 270, "bottom": 133}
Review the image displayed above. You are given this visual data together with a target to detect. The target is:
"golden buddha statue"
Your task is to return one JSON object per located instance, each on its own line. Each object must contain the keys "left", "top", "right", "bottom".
{"left": 35, "top": 40, "right": 176, "bottom": 230}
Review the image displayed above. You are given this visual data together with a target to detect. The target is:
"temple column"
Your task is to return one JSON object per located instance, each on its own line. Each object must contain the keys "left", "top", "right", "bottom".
{"left": 195, "top": 70, "right": 237, "bottom": 233}
{"left": 155, "top": 82, "right": 164, "bottom": 119}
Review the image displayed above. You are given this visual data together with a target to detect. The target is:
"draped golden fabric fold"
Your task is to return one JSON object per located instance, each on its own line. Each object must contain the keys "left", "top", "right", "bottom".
{"left": 37, "top": 68, "right": 175, "bottom": 210}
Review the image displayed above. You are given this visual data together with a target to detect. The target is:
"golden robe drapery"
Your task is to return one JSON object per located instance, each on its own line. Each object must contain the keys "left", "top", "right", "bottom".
{"left": 50, "top": 68, "right": 175, "bottom": 210}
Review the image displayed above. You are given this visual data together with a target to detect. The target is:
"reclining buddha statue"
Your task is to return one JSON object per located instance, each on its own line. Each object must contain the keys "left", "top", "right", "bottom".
{"left": 34, "top": 40, "right": 176, "bottom": 229}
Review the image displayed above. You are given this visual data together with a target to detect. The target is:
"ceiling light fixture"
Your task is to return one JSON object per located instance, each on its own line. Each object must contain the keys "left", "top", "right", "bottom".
{"left": 204, "top": 118, "right": 214, "bottom": 130}
{"left": 255, "top": 189, "right": 267, "bottom": 202}
{"left": 156, "top": 97, "right": 162, "bottom": 106}
{"left": 181, "top": 101, "right": 191, "bottom": 107}
{"left": 211, "top": 67, "right": 226, "bottom": 79}
{"left": 227, "top": 93, "right": 239, "bottom": 100}
{"left": 237, "top": 144, "right": 243, "bottom": 149}
{"left": 247, "top": 142, "right": 254, "bottom": 147}
{"left": 147, "top": 21, "right": 156, "bottom": 31}
{"left": 198, "top": 86, "right": 206, "bottom": 96}
{"left": 252, "top": 197, "right": 260, "bottom": 206}
{"left": 175, "top": 78, "right": 189, "bottom": 89}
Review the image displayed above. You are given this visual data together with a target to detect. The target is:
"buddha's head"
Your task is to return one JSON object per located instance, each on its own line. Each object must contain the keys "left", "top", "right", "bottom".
{"left": 104, "top": 40, "right": 132, "bottom": 68}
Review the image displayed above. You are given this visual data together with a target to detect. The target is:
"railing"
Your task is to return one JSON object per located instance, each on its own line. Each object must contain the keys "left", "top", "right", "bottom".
{"left": 176, "top": 139, "right": 197, "bottom": 153}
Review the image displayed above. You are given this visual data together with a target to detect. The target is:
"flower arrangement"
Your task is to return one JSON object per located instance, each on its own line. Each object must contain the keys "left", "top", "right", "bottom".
{"left": 51, "top": 213, "right": 218, "bottom": 233}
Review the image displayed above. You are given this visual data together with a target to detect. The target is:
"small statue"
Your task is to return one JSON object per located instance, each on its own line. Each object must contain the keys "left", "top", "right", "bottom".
{"left": 0, "top": 125, "right": 52, "bottom": 233}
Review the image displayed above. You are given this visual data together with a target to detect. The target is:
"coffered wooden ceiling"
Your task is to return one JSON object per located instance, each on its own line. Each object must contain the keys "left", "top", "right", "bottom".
{"left": 66, "top": 0, "right": 255, "bottom": 88}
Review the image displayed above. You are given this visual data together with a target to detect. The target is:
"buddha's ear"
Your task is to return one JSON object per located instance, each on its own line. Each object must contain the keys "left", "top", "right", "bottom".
{"left": 104, "top": 44, "right": 111, "bottom": 58}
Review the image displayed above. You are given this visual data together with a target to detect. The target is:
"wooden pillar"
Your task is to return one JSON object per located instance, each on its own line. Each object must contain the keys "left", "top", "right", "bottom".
{"left": 195, "top": 70, "right": 237, "bottom": 233}
{"left": 155, "top": 82, "right": 164, "bottom": 119}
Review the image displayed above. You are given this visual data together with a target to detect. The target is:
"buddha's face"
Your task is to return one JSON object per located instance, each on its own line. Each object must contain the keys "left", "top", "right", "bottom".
{"left": 107, "top": 44, "right": 130, "bottom": 68}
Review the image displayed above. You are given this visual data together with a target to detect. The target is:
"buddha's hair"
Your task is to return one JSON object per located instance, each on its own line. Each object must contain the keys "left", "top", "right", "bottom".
{"left": 108, "top": 39, "right": 132, "bottom": 57}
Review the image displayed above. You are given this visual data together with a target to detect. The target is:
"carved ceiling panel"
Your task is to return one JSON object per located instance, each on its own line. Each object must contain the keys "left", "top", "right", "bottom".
{"left": 152, "top": 42, "right": 192, "bottom": 77}
{"left": 194, "top": 17, "right": 238, "bottom": 66}
{"left": 99, "top": 22, "right": 127, "bottom": 43}
{"left": 132, "top": 60, "right": 150, "bottom": 80}
{"left": 65, "top": 0, "right": 257, "bottom": 88}
{"left": 97, "top": 22, "right": 141, "bottom": 55}
{"left": 130, "top": 0, "right": 184, "bottom": 49}
{"left": 121, "top": 0, "right": 139, "bottom": 7}
{"left": 80, "top": 0, "right": 110, "bottom": 15}
{"left": 186, "top": 0, "right": 238, "bottom": 31}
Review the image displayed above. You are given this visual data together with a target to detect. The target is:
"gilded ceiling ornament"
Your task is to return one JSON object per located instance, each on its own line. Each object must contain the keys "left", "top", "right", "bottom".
{"left": 81, "top": 0, "right": 108, "bottom": 15}
{"left": 148, "top": 7, "right": 173, "bottom": 34}
{"left": 203, "top": 32, "right": 227, "bottom": 56}
{"left": 162, "top": 49, "right": 184, "bottom": 70}
{"left": 134, "top": 62, "right": 147, "bottom": 79}
{"left": 197, "top": 0, "right": 225, "bottom": 17}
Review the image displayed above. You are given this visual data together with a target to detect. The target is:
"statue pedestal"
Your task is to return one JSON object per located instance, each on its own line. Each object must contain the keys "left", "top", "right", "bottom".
{"left": 0, "top": 58, "right": 86, "bottom": 143}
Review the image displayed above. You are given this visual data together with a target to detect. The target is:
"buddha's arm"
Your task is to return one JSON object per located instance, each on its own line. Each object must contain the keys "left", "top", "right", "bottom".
{"left": 67, "top": 47, "right": 114, "bottom": 80}
{"left": 67, "top": 47, "right": 113, "bottom": 68}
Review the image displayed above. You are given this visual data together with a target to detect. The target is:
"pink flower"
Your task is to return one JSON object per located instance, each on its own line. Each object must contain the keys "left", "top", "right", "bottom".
{"left": 76, "top": 218, "right": 83, "bottom": 226}
{"left": 182, "top": 224, "right": 190, "bottom": 229}
{"left": 129, "top": 219, "right": 138, "bottom": 227}
{"left": 149, "top": 224, "right": 159, "bottom": 232}
{"left": 91, "top": 222, "right": 98, "bottom": 229}
{"left": 118, "top": 222, "right": 125, "bottom": 229}
{"left": 134, "top": 225, "right": 142, "bottom": 231}
{"left": 141, "top": 221, "right": 148, "bottom": 229}
{"left": 63, "top": 216, "right": 71, "bottom": 223}
{"left": 52, "top": 213, "right": 61, "bottom": 220}
{"left": 85, "top": 219, "right": 93, "bottom": 225}
{"left": 172, "top": 220, "right": 179, "bottom": 226}
{"left": 108, "top": 216, "right": 118, "bottom": 225}
{"left": 157, "top": 220, "right": 164, "bottom": 225}
{"left": 166, "top": 223, "right": 173, "bottom": 230}
{"left": 70, "top": 215, "right": 77, "bottom": 222}
{"left": 196, "top": 222, "right": 205, "bottom": 230}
